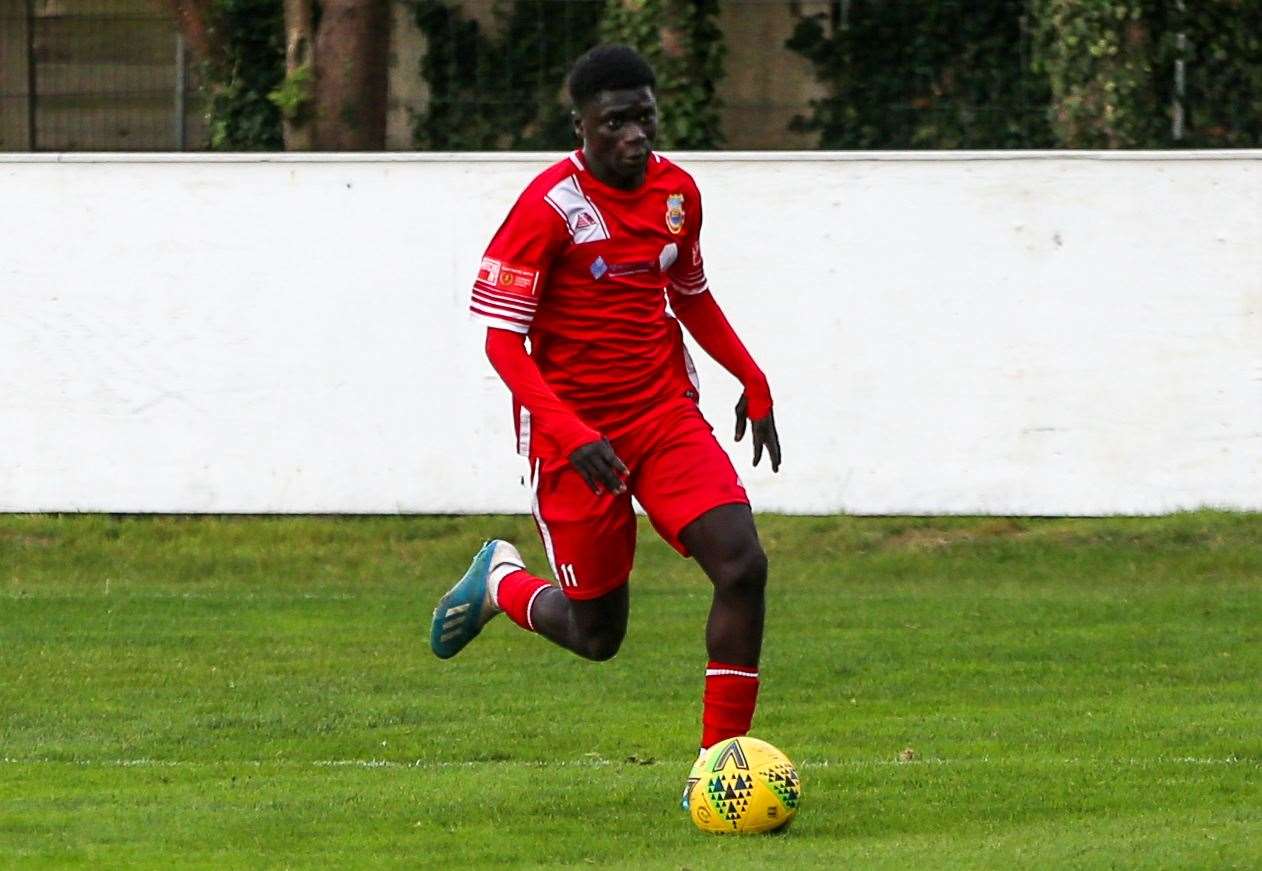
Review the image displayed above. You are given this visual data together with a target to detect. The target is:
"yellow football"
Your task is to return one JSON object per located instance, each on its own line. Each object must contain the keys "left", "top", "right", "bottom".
{"left": 687, "top": 736, "right": 801, "bottom": 834}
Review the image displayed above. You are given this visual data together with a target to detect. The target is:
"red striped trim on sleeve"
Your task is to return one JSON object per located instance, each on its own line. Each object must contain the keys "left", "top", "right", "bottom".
{"left": 669, "top": 277, "right": 710, "bottom": 295}
{"left": 470, "top": 286, "right": 537, "bottom": 333}
{"left": 670, "top": 260, "right": 708, "bottom": 295}
{"left": 470, "top": 257, "right": 540, "bottom": 333}
{"left": 472, "top": 286, "right": 537, "bottom": 315}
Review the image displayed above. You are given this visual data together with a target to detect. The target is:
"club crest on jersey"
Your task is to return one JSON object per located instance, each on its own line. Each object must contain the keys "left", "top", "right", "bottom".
{"left": 665, "top": 193, "right": 686, "bottom": 235}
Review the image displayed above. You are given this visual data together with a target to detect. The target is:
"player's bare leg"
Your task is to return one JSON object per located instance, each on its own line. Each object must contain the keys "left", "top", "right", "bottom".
{"left": 681, "top": 503, "right": 767, "bottom": 669}
{"left": 430, "top": 540, "right": 629, "bottom": 662}
{"left": 677, "top": 502, "right": 767, "bottom": 808}
{"left": 528, "top": 584, "right": 629, "bottom": 662}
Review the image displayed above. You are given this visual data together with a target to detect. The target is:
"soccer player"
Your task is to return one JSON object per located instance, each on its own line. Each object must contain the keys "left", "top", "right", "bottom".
{"left": 429, "top": 44, "right": 781, "bottom": 800}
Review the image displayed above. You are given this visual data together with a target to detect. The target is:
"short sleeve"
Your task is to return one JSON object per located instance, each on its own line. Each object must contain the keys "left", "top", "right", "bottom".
{"left": 469, "top": 193, "right": 565, "bottom": 334}
{"left": 666, "top": 182, "right": 709, "bottom": 296}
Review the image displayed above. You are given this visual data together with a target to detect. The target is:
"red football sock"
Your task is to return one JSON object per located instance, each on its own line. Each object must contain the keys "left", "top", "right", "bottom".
{"left": 701, "top": 661, "right": 760, "bottom": 749}
{"left": 496, "top": 569, "right": 552, "bottom": 631}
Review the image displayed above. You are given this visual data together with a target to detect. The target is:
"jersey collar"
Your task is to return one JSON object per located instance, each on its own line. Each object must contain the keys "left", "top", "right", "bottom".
{"left": 570, "top": 149, "right": 659, "bottom": 197}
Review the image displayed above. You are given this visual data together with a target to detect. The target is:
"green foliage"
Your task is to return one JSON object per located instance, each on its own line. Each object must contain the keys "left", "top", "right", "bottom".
{"left": 1175, "top": 1, "right": 1262, "bottom": 147}
{"left": 405, "top": 0, "right": 724, "bottom": 150}
{"left": 195, "top": 0, "right": 1260, "bottom": 152}
{"left": 1030, "top": 0, "right": 1166, "bottom": 148}
{"left": 267, "top": 62, "right": 313, "bottom": 123}
{"left": 790, "top": 1, "right": 1261, "bottom": 149}
{"left": 599, "top": 0, "right": 726, "bottom": 149}
{"left": 1031, "top": 0, "right": 1262, "bottom": 148}
{"left": 406, "top": 0, "right": 604, "bottom": 150}
{"left": 204, "top": 0, "right": 285, "bottom": 150}
{"left": 787, "top": 1, "right": 1054, "bottom": 149}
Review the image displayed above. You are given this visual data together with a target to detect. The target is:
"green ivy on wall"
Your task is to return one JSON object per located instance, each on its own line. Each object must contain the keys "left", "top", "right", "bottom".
{"left": 407, "top": 0, "right": 727, "bottom": 151}
{"left": 196, "top": 0, "right": 1258, "bottom": 152}
{"left": 599, "top": 0, "right": 725, "bottom": 149}
{"left": 1029, "top": 0, "right": 1262, "bottom": 148}
{"left": 1030, "top": 0, "right": 1166, "bottom": 148}
{"left": 407, "top": 0, "right": 603, "bottom": 150}
{"left": 786, "top": 0, "right": 1054, "bottom": 149}
{"left": 1174, "top": 2, "right": 1262, "bottom": 147}
{"left": 204, "top": 0, "right": 285, "bottom": 150}
{"left": 790, "top": 0, "right": 1259, "bottom": 150}
{"left": 409, "top": 0, "right": 723, "bottom": 150}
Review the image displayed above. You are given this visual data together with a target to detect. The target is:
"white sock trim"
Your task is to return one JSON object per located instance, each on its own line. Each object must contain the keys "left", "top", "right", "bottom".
{"left": 486, "top": 552, "right": 525, "bottom": 610}
{"left": 523, "top": 583, "right": 549, "bottom": 632}
{"left": 705, "top": 667, "right": 759, "bottom": 679}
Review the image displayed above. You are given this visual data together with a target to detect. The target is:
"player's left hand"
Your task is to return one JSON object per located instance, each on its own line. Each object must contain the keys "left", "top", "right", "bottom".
{"left": 734, "top": 394, "right": 781, "bottom": 473}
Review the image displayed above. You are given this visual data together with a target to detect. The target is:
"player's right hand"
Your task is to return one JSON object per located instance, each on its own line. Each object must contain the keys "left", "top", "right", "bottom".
{"left": 735, "top": 393, "right": 782, "bottom": 473}
{"left": 569, "top": 438, "right": 629, "bottom": 496}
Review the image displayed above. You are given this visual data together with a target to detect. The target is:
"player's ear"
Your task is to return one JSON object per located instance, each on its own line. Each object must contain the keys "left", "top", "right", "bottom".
{"left": 571, "top": 109, "right": 583, "bottom": 144}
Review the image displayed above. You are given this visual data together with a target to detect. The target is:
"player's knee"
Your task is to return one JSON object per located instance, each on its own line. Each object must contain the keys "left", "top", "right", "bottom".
{"left": 576, "top": 627, "right": 624, "bottom": 661}
{"left": 713, "top": 540, "right": 768, "bottom": 598}
{"left": 568, "top": 588, "right": 628, "bottom": 660}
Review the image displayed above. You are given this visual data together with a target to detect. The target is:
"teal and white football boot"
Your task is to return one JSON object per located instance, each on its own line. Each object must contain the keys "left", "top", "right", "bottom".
{"left": 681, "top": 747, "right": 707, "bottom": 812}
{"left": 429, "top": 539, "right": 523, "bottom": 659}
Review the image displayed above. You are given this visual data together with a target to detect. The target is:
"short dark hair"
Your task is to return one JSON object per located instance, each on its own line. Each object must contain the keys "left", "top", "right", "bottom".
{"left": 567, "top": 44, "right": 657, "bottom": 109}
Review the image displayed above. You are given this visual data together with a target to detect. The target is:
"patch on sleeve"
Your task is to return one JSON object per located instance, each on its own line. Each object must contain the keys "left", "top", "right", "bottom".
{"left": 477, "top": 257, "right": 540, "bottom": 295}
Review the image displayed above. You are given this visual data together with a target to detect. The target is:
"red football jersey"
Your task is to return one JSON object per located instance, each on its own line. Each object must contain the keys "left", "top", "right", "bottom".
{"left": 469, "top": 150, "right": 711, "bottom": 455}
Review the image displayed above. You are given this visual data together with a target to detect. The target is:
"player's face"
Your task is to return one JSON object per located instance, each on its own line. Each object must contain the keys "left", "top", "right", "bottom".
{"left": 575, "top": 86, "right": 658, "bottom": 190}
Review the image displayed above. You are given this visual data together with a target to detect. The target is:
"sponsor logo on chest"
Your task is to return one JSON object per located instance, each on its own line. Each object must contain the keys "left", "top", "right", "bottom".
{"left": 589, "top": 243, "right": 678, "bottom": 281}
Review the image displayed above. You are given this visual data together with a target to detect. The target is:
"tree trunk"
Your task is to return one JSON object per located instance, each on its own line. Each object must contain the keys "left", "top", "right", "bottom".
{"left": 282, "top": 0, "right": 316, "bottom": 150}
{"left": 314, "top": 0, "right": 390, "bottom": 150}
{"left": 162, "top": 0, "right": 391, "bottom": 151}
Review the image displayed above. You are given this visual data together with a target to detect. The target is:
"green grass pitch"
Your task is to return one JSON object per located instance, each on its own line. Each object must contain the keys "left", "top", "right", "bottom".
{"left": 2, "top": 512, "right": 1259, "bottom": 868}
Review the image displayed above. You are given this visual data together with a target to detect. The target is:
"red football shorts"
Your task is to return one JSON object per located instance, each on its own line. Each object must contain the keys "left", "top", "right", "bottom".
{"left": 528, "top": 399, "right": 748, "bottom": 600}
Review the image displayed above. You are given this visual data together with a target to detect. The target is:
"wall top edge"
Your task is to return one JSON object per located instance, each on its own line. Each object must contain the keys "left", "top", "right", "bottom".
{"left": 2, "top": 149, "right": 1261, "bottom": 166}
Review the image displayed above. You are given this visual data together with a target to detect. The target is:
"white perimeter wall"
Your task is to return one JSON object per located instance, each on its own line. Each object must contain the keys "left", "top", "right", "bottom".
{"left": 2, "top": 151, "right": 1260, "bottom": 515}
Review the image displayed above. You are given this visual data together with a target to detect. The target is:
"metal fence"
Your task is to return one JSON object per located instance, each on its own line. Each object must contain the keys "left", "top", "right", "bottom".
{"left": 0, "top": 1, "right": 1256, "bottom": 152}
{"left": 0, "top": 0, "right": 202, "bottom": 151}
{"left": 406, "top": 0, "right": 1056, "bottom": 151}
